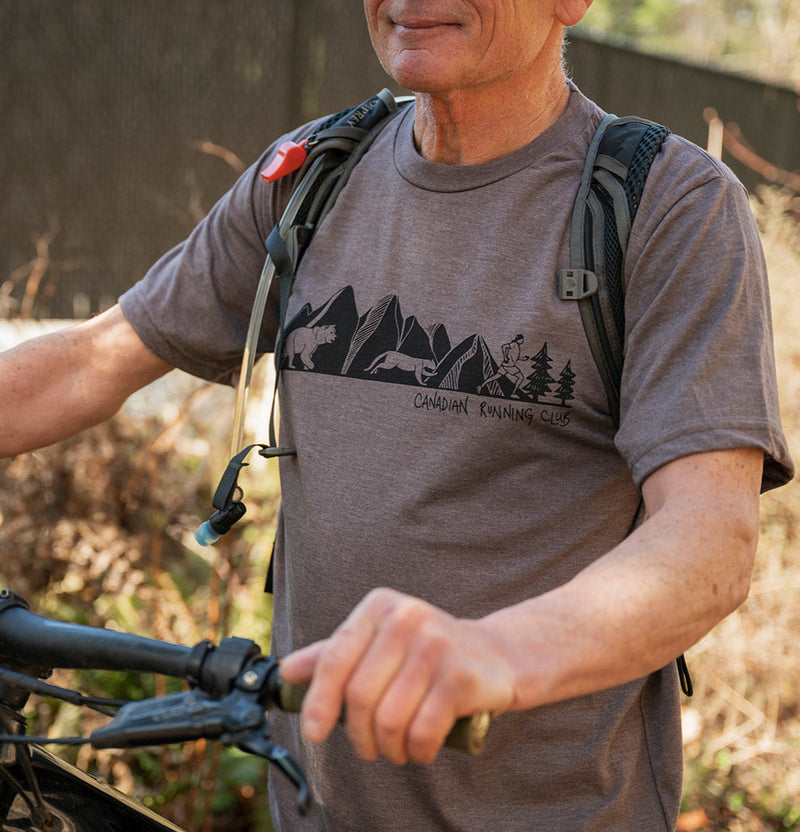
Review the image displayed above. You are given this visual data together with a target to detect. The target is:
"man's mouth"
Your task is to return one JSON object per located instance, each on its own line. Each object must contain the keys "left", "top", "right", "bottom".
{"left": 392, "top": 16, "right": 459, "bottom": 31}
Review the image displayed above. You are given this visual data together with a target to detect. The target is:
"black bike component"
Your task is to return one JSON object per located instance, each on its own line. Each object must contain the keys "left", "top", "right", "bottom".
{"left": 0, "top": 604, "right": 258, "bottom": 701}
{"left": 0, "top": 590, "right": 28, "bottom": 616}
{"left": 90, "top": 688, "right": 266, "bottom": 747}
{"left": 1, "top": 744, "right": 184, "bottom": 831}
{"left": 196, "top": 636, "right": 261, "bottom": 699}
{"left": 0, "top": 603, "right": 193, "bottom": 678}
{"left": 234, "top": 725, "right": 312, "bottom": 814}
{"left": 90, "top": 656, "right": 312, "bottom": 814}
{"left": 0, "top": 666, "right": 124, "bottom": 715}
{"left": 0, "top": 592, "right": 491, "bottom": 824}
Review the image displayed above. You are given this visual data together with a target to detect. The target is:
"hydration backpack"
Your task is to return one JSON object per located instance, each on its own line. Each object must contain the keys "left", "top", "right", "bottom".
{"left": 259, "top": 89, "right": 671, "bottom": 432}
{"left": 197, "top": 89, "right": 692, "bottom": 696}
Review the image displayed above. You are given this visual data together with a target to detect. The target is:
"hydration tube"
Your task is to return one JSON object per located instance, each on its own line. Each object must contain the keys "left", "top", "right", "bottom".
{"left": 195, "top": 90, "right": 403, "bottom": 547}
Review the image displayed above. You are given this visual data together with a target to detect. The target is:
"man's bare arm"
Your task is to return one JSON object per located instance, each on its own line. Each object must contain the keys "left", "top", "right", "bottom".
{"left": 0, "top": 304, "right": 172, "bottom": 458}
{"left": 280, "top": 447, "right": 763, "bottom": 764}
{"left": 484, "top": 446, "right": 762, "bottom": 708}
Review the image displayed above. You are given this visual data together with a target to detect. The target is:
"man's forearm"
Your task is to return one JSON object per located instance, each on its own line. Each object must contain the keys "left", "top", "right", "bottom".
{"left": 280, "top": 452, "right": 762, "bottom": 765}
{"left": 480, "top": 448, "right": 762, "bottom": 711}
{"left": 0, "top": 305, "right": 172, "bottom": 457}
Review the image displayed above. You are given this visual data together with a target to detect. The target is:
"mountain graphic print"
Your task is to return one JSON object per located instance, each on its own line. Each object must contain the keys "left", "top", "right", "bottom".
{"left": 280, "top": 285, "right": 575, "bottom": 407}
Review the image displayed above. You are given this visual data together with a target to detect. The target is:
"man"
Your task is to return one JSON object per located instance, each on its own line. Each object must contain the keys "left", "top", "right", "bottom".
{"left": 0, "top": 1, "right": 793, "bottom": 829}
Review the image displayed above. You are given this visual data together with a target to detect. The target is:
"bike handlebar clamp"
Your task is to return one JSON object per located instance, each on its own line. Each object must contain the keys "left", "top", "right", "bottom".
{"left": 0, "top": 589, "right": 30, "bottom": 617}
{"left": 197, "top": 637, "right": 261, "bottom": 699}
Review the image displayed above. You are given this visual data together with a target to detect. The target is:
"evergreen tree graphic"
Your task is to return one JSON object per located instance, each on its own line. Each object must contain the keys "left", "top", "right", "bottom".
{"left": 526, "top": 343, "right": 555, "bottom": 402}
{"left": 555, "top": 359, "right": 575, "bottom": 406}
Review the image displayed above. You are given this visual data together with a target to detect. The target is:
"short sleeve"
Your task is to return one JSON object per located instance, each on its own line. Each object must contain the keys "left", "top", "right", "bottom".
{"left": 119, "top": 123, "right": 315, "bottom": 385}
{"left": 615, "top": 137, "right": 793, "bottom": 491}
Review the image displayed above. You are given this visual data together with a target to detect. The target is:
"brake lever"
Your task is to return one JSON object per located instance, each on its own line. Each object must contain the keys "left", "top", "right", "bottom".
{"left": 90, "top": 689, "right": 263, "bottom": 747}
{"left": 233, "top": 723, "right": 311, "bottom": 815}
{"left": 90, "top": 686, "right": 312, "bottom": 815}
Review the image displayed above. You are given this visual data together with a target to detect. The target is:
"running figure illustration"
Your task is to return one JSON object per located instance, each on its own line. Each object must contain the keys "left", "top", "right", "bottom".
{"left": 479, "top": 334, "right": 530, "bottom": 397}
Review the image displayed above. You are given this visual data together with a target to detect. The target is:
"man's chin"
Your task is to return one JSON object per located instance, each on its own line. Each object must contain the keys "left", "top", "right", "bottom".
{"left": 381, "top": 49, "right": 467, "bottom": 97}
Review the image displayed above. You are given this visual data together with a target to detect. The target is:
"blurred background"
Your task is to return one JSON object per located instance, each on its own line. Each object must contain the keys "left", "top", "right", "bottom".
{"left": 1, "top": 0, "right": 798, "bottom": 318}
{"left": 1, "top": 1, "right": 799, "bottom": 830}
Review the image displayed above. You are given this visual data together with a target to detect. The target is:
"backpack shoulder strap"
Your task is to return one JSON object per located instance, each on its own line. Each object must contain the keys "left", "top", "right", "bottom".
{"left": 556, "top": 117, "right": 693, "bottom": 697}
{"left": 558, "top": 116, "right": 670, "bottom": 427}
{"left": 238, "top": 89, "right": 412, "bottom": 454}
{"left": 199, "top": 91, "right": 411, "bottom": 554}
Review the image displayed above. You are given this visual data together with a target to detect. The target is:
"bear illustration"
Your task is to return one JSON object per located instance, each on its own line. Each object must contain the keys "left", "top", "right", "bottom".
{"left": 285, "top": 324, "right": 337, "bottom": 370}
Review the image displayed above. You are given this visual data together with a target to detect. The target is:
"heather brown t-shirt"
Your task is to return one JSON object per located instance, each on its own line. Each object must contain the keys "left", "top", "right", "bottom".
{"left": 120, "top": 85, "right": 793, "bottom": 831}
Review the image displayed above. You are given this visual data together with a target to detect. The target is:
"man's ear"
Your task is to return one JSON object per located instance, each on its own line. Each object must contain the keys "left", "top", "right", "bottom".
{"left": 555, "top": 0, "right": 593, "bottom": 28}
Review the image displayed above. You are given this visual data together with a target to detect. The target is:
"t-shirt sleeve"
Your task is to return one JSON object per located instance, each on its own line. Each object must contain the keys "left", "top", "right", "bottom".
{"left": 616, "top": 136, "right": 794, "bottom": 492}
{"left": 118, "top": 125, "right": 313, "bottom": 386}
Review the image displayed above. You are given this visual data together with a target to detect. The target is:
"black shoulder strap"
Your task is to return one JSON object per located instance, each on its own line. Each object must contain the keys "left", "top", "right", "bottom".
{"left": 198, "top": 90, "right": 412, "bottom": 560}
{"left": 558, "top": 116, "right": 670, "bottom": 427}
{"left": 557, "top": 117, "right": 693, "bottom": 697}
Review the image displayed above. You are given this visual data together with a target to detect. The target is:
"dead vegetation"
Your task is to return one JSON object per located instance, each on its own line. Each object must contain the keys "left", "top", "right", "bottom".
{"left": 1, "top": 189, "right": 799, "bottom": 829}
{"left": 0, "top": 373, "right": 280, "bottom": 831}
{"left": 678, "top": 188, "right": 800, "bottom": 830}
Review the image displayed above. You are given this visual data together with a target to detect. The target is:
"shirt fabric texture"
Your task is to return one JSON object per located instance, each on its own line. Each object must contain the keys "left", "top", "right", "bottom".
{"left": 120, "top": 84, "right": 794, "bottom": 831}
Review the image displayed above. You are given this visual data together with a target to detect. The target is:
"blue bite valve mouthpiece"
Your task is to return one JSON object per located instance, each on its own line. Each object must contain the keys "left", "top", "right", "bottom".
{"left": 194, "top": 502, "right": 247, "bottom": 547}
{"left": 194, "top": 521, "right": 221, "bottom": 547}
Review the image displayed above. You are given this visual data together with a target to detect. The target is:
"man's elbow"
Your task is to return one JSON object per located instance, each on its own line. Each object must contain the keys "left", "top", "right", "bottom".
{"left": 721, "top": 512, "right": 759, "bottom": 617}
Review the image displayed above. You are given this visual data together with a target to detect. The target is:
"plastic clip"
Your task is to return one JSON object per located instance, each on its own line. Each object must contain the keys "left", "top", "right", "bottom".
{"left": 557, "top": 268, "right": 599, "bottom": 300}
{"left": 194, "top": 502, "right": 247, "bottom": 547}
{"left": 194, "top": 444, "right": 294, "bottom": 546}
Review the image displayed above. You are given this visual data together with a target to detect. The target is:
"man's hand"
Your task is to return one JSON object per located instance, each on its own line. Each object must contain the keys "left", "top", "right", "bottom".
{"left": 279, "top": 588, "right": 517, "bottom": 764}
{"left": 280, "top": 448, "right": 764, "bottom": 766}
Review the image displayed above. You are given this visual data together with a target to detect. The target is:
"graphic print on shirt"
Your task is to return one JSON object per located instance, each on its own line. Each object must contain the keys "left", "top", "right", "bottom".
{"left": 280, "top": 285, "right": 576, "bottom": 407}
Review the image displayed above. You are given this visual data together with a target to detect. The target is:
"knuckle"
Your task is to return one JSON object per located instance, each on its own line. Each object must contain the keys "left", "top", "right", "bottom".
{"left": 363, "top": 586, "right": 400, "bottom": 611}
{"left": 374, "top": 702, "right": 407, "bottom": 739}
{"left": 344, "top": 680, "right": 376, "bottom": 714}
{"left": 384, "top": 598, "right": 436, "bottom": 639}
{"left": 406, "top": 721, "right": 443, "bottom": 764}
{"left": 315, "top": 641, "right": 352, "bottom": 675}
{"left": 330, "top": 619, "right": 362, "bottom": 645}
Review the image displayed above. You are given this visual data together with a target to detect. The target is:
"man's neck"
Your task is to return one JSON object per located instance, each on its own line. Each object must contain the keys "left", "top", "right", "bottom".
{"left": 412, "top": 40, "right": 570, "bottom": 166}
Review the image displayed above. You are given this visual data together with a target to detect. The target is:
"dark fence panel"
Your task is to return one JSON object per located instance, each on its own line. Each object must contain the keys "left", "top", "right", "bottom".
{"left": 567, "top": 31, "right": 800, "bottom": 194}
{"left": 2, "top": 9, "right": 797, "bottom": 319}
{"left": 0, "top": 1, "right": 395, "bottom": 319}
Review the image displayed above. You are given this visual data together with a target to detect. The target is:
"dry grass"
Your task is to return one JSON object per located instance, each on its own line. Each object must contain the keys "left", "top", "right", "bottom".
{"left": 0, "top": 370, "right": 280, "bottom": 831}
{"left": 1, "top": 190, "right": 799, "bottom": 830}
{"left": 679, "top": 188, "right": 800, "bottom": 830}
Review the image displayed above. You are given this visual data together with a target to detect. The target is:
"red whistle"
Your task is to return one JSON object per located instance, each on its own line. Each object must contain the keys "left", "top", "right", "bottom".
{"left": 261, "top": 140, "right": 309, "bottom": 182}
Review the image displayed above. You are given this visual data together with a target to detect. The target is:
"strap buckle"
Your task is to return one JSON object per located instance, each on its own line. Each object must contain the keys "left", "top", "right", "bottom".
{"left": 557, "top": 268, "right": 599, "bottom": 300}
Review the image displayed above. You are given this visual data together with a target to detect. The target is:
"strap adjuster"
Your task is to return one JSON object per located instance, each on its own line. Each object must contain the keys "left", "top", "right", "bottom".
{"left": 557, "top": 268, "right": 599, "bottom": 300}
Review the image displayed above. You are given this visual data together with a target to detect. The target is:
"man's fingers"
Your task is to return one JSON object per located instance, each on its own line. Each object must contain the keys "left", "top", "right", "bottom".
{"left": 345, "top": 599, "right": 444, "bottom": 761}
{"left": 370, "top": 639, "right": 449, "bottom": 763}
{"left": 278, "top": 642, "right": 324, "bottom": 685}
{"left": 295, "top": 589, "right": 398, "bottom": 744}
{"left": 277, "top": 589, "right": 515, "bottom": 764}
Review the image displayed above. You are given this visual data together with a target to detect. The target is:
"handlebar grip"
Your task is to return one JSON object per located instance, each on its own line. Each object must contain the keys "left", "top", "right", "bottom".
{"left": 0, "top": 603, "right": 192, "bottom": 677}
{"left": 276, "top": 679, "right": 490, "bottom": 755}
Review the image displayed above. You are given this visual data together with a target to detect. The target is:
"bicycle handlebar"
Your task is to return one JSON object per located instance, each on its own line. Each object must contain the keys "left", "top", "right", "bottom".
{"left": 0, "top": 590, "right": 490, "bottom": 755}
{"left": 0, "top": 602, "right": 194, "bottom": 677}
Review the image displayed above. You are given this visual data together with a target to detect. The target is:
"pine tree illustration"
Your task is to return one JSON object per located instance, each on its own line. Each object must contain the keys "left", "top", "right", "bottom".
{"left": 555, "top": 359, "right": 576, "bottom": 406}
{"left": 526, "top": 343, "right": 556, "bottom": 402}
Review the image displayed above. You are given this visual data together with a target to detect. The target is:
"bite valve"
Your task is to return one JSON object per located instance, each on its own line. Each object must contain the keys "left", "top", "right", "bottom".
{"left": 194, "top": 501, "right": 247, "bottom": 547}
